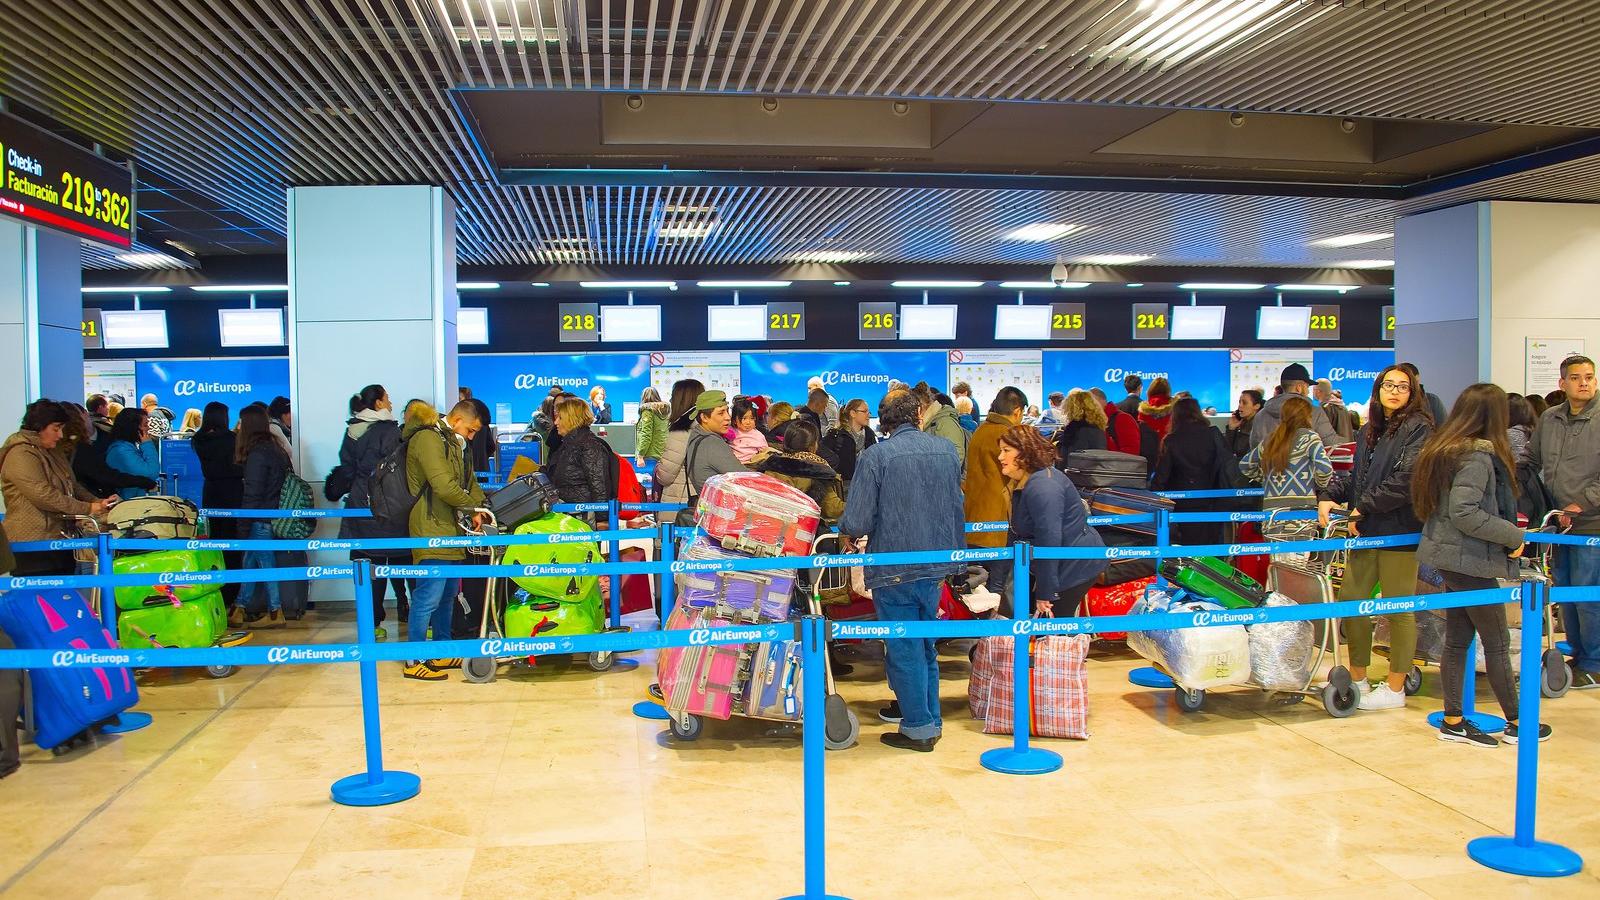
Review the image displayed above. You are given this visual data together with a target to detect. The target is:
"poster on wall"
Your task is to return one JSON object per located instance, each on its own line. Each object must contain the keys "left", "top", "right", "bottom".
{"left": 1042, "top": 349, "right": 1232, "bottom": 414}
{"left": 83, "top": 359, "right": 137, "bottom": 407}
{"left": 947, "top": 349, "right": 1042, "bottom": 415}
{"left": 739, "top": 350, "right": 946, "bottom": 408}
{"left": 650, "top": 351, "right": 741, "bottom": 402}
{"left": 1230, "top": 348, "right": 1313, "bottom": 413}
{"left": 135, "top": 358, "right": 291, "bottom": 420}
{"left": 459, "top": 353, "right": 650, "bottom": 425}
{"left": 1311, "top": 349, "right": 1395, "bottom": 418}
{"left": 1525, "top": 338, "right": 1586, "bottom": 396}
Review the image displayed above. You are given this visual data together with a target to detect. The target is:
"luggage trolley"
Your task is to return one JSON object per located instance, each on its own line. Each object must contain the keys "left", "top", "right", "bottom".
{"left": 1525, "top": 511, "right": 1575, "bottom": 698}
{"left": 1256, "top": 517, "right": 1365, "bottom": 717}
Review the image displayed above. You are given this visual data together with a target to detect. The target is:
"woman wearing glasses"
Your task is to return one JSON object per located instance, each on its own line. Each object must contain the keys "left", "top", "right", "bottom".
{"left": 1318, "top": 364, "right": 1435, "bottom": 711}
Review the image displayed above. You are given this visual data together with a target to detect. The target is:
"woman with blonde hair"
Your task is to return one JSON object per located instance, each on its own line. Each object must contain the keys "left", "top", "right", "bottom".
{"left": 588, "top": 385, "right": 613, "bottom": 425}
{"left": 547, "top": 396, "right": 617, "bottom": 504}
{"left": 177, "top": 407, "right": 203, "bottom": 436}
{"left": 1054, "top": 390, "right": 1109, "bottom": 455}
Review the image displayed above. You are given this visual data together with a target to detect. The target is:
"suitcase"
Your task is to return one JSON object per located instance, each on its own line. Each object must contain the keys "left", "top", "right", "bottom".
{"left": 1160, "top": 556, "right": 1266, "bottom": 609}
{"left": 1083, "top": 575, "right": 1157, "bottom": 640}
{"left": 105, "top": 496, "right": 200, "bottom": 540}
{"left": 113, "top": 549, "right": 225, "bottom": 611}
{"left": 656, "top": 606, "right": 747, "bottom": 721}
{"left": 696, "top": 471, "right": 820, "bottom": 558}
{"left": 676, "top": 536, "right": 797, "bottom": 624}
{"left": 488, "top": 473, "right": 560, "bottom": 529}
{"left": 1329, "top": 442, "right": 1356, "bottom": 473}
{"left": 505, "top": 583, "right": 603, "bottom": 638}
{"left": 970, "top": 635, "right": 1090, "bottom": 739}
{"left": 1232, "top": 520, "right": 1270, "bottom": 586}
{"left": 1084, "top": 487, "right": 1175, "bottom": 537}
{"left": 118, "top": 592, "right": 226, "bottom": 650}
{"left": 0, "top": 589, "right": 138, "bottom": 750}
{"left": 1127, "top": 588, "right": 1252, "bottom": 691}
{"left": 938, "top": 580, "right": 976, "bottom": 621}
{"left": 503, "top": 513, "right": 602, "bottom": 600}
{"left": 1060, "top": 449, "right": 1148, "bottom": 490}
{"left": 744, "top": 639, "right": 802, "bottom": 720}
{"left": 1095, "top": 529, "right": 1157, "bottom": 586}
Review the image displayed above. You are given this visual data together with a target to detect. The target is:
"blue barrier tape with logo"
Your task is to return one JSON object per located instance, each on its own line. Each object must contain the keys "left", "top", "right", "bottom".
{"left": 201, "top": 508, "right": 372, "bottom": 519}
{"left": 9, "top": 538, "right": 98, "bottom": 553}
{"left": 1167, "top": 510, "right": 1320, "bottom": 524}
{"left": 619, "top": 502, "right": 688, "bottom": 512}
{"left": 1156, "top": 488, "right": 1265, "bottom": 500}
{"left": 1548, "top": 586, "right": 1600, "bottom": 603}
{"left": 1526, "top": 533, "right": 1600, "bottom": 548}
{"left": 0, "top": 566, "right": 356, "bottom": 592}
{"left": 370, "top": 561, "right": 671, "bottom": 579}
{"left": 964, "top": 514, "right": 1152, "bottom": 534}
{"left": 1032, "top": 533, "right": 1417, "bottom": 560}
{"left": 553, "top": 502, "right": 611, "bottom": 514}
{"left": 111, "top": 527, "right": 660, "bottom": 554}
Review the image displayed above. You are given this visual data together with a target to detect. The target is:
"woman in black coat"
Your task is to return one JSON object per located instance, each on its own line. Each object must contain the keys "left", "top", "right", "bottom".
{"left": 1151, "top": 398, "right": 1232, "bottom": 546}
{"left": 189, "top": 403, "right": 245, "bottom": 612}
{"left": 547, "top": 397, "right": 616, "bottom": 504}
{"left": 337, "top": 385, "right": 410, "bottom": 635}
{"left": 235, "top": 406, "right": 290, "bottom": 627}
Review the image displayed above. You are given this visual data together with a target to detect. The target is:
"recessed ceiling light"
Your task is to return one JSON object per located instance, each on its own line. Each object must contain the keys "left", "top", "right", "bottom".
{"left": 1074, "top": 254, "right": 1152, "bottom": 266}
{"left": 1340, "top": 259, "right": 1395, "bottom": 270}
{"left": 659, "top": 223, "right": 716, "bottom": 239}
{"left": 998, "top": 281, "right": 1089, "bottom": 289}
{"left": 456, "top": 282, "right": 500, "bottom": 290}
{"left": 1177, "top": 283, "right": 1266, "bottom": 291}
{"left": 191, "top": 284, "right": 289, "bottom": 292}
{"left": 696, "top": 281, "right": 792, "bottom": 288}
{"left": 1109, "top": 0, "right": 1292, "bottom": 65}
{"left": 114, "top": 252, "right": 184, "bottom": 268}
{"left": 1003, "top": 223, "right": 1081, "bottom": 242}
{"left": 1125, "top": 283, "right": 1145, "bottom": 288}
{"left": 1310, "top": 232, "right": 1392, "bottom": 248}
{"left": 81, "top": 286, "right": 173, "bottom": 294}
{"left": 1276, "top": 284, "right": 1358, "bottom": 293}
{"left": 530, "top": 282, "right": 550, "bottom": 287}
{"left": 579, "top": 281, "right": 677, "bottom": 289}
{"left": 832, "top": 281, "right": 851, "bottom": 286}
{"left": 890, "top": 280, "right": 985, "bottom": 288}
{"left": 791, "top": 250, "right": 873, "bottom": 263}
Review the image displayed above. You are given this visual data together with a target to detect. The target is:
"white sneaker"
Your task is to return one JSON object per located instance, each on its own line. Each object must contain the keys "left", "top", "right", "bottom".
{"left": 1358, "top": 684, "right": 1405, "bottom": 711}
{"left": 1354, "top": 680, "right": 1373, "bottom": 697}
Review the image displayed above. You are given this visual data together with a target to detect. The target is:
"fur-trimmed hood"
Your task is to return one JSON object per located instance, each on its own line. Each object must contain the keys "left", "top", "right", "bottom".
{"left": 1138, "top": 396, "right": 1174, "bottom": 418}
{"left": 756, "top": 450, "right": 839, "bottom": 482}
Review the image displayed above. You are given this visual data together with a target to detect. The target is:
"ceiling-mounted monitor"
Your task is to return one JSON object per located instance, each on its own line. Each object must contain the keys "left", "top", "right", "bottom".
{"left": 1258, "top": 305, "right": 1313, "bottom": 341}
{"left": 707, "top": 304, "right": 768, "bottom": 342}
{"left": 1170, "top": 305, "right": 1226, "bottom": 340}
{"left": 218, "top": 308, "right": 286, "bottom": 347}
{"left": 101, "top": 310, "right": 169, "bottom": 350}
{"left": 600, "top": 304, "right": 662, "bottom": 342}
{"left": 898, "top": 304, "right": 958, "bottom": 341}
{"left": 993, "top": 304, "right": 1051, "bottom": 341}
{"left": 457, "top": 308, "right": 489, "bottom": 345}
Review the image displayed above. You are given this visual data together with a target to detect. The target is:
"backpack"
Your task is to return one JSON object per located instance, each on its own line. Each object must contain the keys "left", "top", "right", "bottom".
{"left": 366, "top": 428, "right": 434, "bottom": 537}
{"left": 273, "top": 472, "right": 315, "bottom": 539}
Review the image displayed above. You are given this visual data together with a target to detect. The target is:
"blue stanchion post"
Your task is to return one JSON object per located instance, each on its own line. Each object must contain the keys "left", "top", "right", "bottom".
{"left": 331, "top": 560, "right": 421, "bottom": 807}
{"left": 97, "top": 529, "right": 153, "bottom": 736}
{"left": 1129, "top": 507, "right": 1176, "bottom": 691}
{"left": 633, "top": 522, "right": 673, "bottom": 721}
{"left": 1468, "top": 579, "right": 1583, "bottom": 877}
{"left": 1426, "top": 635, "right": 1506, "bottom": 734}
{"left": 981, "top": 544, "right": 1062, "bottom": 776}
{"left": 780, "top": 615, "right": 848, "bottom": 900}
{"left": 607, "top": 500, "right": 622, "bottom": 629}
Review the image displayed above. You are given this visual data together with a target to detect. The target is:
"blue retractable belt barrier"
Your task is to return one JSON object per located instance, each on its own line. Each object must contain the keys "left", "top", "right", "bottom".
{"left": 201, "top": 508, "right": 372, "bottom": 519}
{"left": 9, "top": 538, "right": 98, "bottom": 553}
{"left": 107, "top": 527, "right": 660, "bottom": 554}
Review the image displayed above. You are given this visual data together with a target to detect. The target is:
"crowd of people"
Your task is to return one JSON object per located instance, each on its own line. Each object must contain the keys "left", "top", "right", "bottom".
{"left": 1, "top": 353, "right": 1595, "bottom": 751}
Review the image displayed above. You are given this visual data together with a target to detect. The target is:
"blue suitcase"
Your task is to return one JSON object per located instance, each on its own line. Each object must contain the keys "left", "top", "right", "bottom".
{"left": 0, "top": 589, "right": 139, "bottom": 750}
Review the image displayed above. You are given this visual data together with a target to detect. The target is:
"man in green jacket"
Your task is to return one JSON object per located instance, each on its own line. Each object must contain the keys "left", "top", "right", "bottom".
{"left": 403, "top": 400, "right": 487, "bottom": 681}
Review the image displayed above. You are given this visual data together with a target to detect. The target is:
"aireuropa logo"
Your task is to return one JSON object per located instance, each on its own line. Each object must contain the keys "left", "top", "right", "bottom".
{"left": 670, "top": 560, "right": 692, "bottom": 574}
{"left": 1192, "top": 610, "right": 1213, "bottom": 627}
{"left": 290, "top": 509, "right": 317, "bottom": 518}
{"left": 818, "top": 370, "right": 890, "bottom": 387}
{"left": 480, "top": 638, "right": 504, "bottom": 656}
{"left": 51, "top": 649, "right": 131, "bottom": 666}
{"left": 522, "top": 565, "right": 578, "bottom": 578}
{"left": 172, "top": 379, "right": 253, "bottom": 397}
{"left": 306, "top": 540, "right": 356, "bottom": 551}
{"left": 1358, "top": 600, "right": 1377, "bottom": 616}
{"left": 267, "top": 647, "right": 291, "bottom": 664}
{"left": 158, "top": 572, "right": 178, "bottom": 585}
{"left": 1326, "top": 367, "right": 1383, "bottom": 382}
{"left": 49, "top": 540, "right": 73, "bottom": 551}
{"left": 12, "top": 577, "right": 67, "bottom": 588}
{"left": 513, "top": 374, "right": 587, "bottom": 391}
{"left": 950, "top": 550, "right": 970, "bottom": 563}
{"left": 1103, "top": 368, "right": 1169, "bottom": 384}
{"left": 305, "top": 566, "right": 328, "bottom": 579}
{"left": 689, "top": 629, "right": 712, "bottom": 646}
{"left": 1588, "top": 537, "right": 1600, "bottom": 548}
{"left": 1013, "top": 620, "right": 1034, "bottom": 635}
{"left": 811, "top": 555, "right": 830, "bottom": 569}
{"left": 1348, "top": 538, "right": 1388, "bottom": 550}
{"left": 1106, "top": 547, "right": 1156, "bottom": 559}
{"left": 51, "top": 650, "right": 74, "bottom": 667}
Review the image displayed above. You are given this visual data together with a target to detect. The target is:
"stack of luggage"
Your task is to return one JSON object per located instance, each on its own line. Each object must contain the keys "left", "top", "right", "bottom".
{"left": 1067, "top": 450, "right": 1163, "bottom": 640}
{"left": 1128, "top": 587, "right": 1254, "bottom": 691}
{"left": 657, "top": 472, "right": 820, "bottom": 731}
{"left": 496, "top": 474, "right": 611, "bottom": 642}
{"left": 1155, "top": 555, "right": 1315, "bottom": 692}
{"left": 104, "top": 497, "right": 229, "bottom": 654}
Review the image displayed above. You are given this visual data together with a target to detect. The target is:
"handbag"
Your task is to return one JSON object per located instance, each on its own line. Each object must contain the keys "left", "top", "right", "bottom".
{"left": 674, "top": 433, "right": 712, "bottom": 528}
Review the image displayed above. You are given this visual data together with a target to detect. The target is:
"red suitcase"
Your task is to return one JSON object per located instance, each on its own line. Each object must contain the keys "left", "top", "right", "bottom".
{"left": 656, "top": 605, "right": 746, "bottom": 721}
{"left": 696, "top": 472, "right": 820, "bottom": 558}
{"left": 1082, "top": 575, "right": 1157, "bottom": 641}
{"left": 1329, "top": 441, "right": 1355, "bottom": 473}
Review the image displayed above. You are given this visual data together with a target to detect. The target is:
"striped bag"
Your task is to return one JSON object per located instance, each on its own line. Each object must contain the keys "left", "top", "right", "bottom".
{"left": 973, "top": 634, "right": 1091, "bottom": 739}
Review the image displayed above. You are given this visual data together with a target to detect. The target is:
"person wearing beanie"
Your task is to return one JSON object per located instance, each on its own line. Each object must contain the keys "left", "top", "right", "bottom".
{"left": 1249, "top": 362, "right": 1341, "bottom": 449}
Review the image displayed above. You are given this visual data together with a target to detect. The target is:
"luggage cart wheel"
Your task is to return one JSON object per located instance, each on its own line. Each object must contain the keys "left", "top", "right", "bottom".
{"left": 669, "top": 713, "right": 704, "bottom": 742}
{"left": 1541, "top": 649, "right": 1572, "bottom": 699}
{"left": 587, "top": 651, "right": 615, "bottom": 672}
{"left": 825, "top": 708, "right": 861, "bottom": 751}
{"left": 1174, "top": 688, "right": 1205, "bottom": 713}
{"left": 205, "top": 664, "right": 235, "bottom": 679}
{"left": 1321, "top": 682, "right": 1358, "bottom": 718}
{"left": 1403, "top": 666, "right": 1423, "bottom": 696}
{"left": 461, "top": 657, "right": 498, "bottom": 684}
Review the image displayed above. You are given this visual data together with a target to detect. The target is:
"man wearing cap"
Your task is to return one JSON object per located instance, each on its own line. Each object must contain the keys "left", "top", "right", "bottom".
{"left": 684, "top": 390, "right": 747, "bottom": 494}
{"left": 1251, "top": 363, "right": 1341, "bottom": 448}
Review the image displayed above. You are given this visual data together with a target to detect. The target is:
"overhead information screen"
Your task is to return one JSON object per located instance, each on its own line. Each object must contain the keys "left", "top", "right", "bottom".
{"left": 0, "top": 110, "right": 134, "bottom": 248}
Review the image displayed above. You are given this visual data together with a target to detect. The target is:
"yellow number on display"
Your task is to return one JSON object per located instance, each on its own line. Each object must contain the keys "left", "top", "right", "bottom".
{"left": 1052, "top": 313, "right": 1083, "bottom": 330}
{"left": 769, "top": 312, "right": 801, "bottom": 330}
{"left": 1387, "top": 315, "right": 1396, "bottom": 332}
{"left": 1137, "top": 313, "right": 1167, "bottom": 329}
{"left": 561, "top": 313, "right": 597, "bottom": 330}
{"left": 862, "top": 312, "right": 895, "bottom": 329}
{"left": 1310, "top": 314, "right": 1339, "bottom": 330}
{"left": 81, "top": 320, "right": 97, "bottom": 337}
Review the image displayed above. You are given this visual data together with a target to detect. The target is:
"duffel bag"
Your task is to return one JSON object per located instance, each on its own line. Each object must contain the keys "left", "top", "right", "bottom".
{"left": 105, "top": 496, "right": 200, "bottom": 540}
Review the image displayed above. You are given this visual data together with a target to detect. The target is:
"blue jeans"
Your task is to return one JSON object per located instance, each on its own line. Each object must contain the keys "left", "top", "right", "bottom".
{"left": 408, "top": 560, "right": 461, "bottom": 652}
{"left": 1555, "top": 544, "right": 1600, "bottom": 672}
{"left": 872, "top": 579, "right": 943, "bottom": 741}
{"left": 235, "top": 521, "right": 281, "bottom": 613}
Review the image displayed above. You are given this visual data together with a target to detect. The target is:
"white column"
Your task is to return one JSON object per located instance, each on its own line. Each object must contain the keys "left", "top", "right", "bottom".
{"left": 0, "top": 218, "right": 83, "bottom": 436}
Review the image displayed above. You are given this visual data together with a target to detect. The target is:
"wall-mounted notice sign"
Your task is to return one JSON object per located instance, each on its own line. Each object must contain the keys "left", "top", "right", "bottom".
{"left": 1526, "top": 337, "right": 1586, "bottom": 396}
{"left": 558, "top": 302, "right": 600, "bottom": 343}
{"left": 0, "top": 110, "right": 134, "bottom": 248}
{"left": 1381, "top": 304, "right": 1395, "bottom": 342}
{"left": 1132, "top": 303, "right": 1170, "bottom": 340}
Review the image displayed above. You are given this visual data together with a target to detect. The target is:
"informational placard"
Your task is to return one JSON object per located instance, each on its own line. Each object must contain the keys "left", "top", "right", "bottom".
{"left": 459, "top": 353, "right": 650, "bottom": 424}
{"left": 1043, "top": 349, "right": 1231, "bottom": 413}
{"left": 650, "top": 350, "right": 741, "bottom": 400}
{"left": 1230, "top": 348, "right": 1312, "bottom": 412}
{"left": 1132, "top": 303, "right": 1170, "bottom": 340}
{"left": 558, "top": 302, "right": 600, "bottom": 343}
{"left": 1050, "top": 302, "right": 1087, "bottom": 341}
{"left": 135, "top": 357, "right": 292, "bottom": 418}
{"left": 948, "top": 349, "right": 1042, "bottom": 415}
{"left": 0, "top": 110, "right": 134, "bottom": 248}
{"left": 82, "top": 307, "right": 103, "bottom": 350}
{"left": 1381, "top": 304, "right": 1396, "bottom": 342}
{"left": 858, "top": 301, "right": 897, "bottom": 341}
{"left": 766, "top": 301, "right": 806, "bottom": 341}
{"left": 1526, "top": 338, "right": 1587, "bottom": 396}
{"left": 83, "top": 359, "right": 136, "bottom": 407}
{"left": 740, "top": 350, "right": 945, "bottom": 405}
{"left": 1308, "top": 304, "right": 1341, "bottom": 340}
{"left": 1312, "top": 348, "right": 1394, "bottom": 418}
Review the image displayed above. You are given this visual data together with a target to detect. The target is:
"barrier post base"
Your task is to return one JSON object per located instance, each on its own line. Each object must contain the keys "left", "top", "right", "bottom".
{"left": 778, "top": 894, "right": 850, "bottom": 899}
{"left": 1426, "top": 711, "right": 1506, "bottom": 734}
{"left": 980, "top": 746, "right": 1063, "bottom": 776}
{"left": 101, "top": 711, "right": 153, "bottom": 734}
{"left": 330, "top": 770, "right": 422, "bottom": 807}
{"left": 1467, "top": 836, "right": 1583, "bottom": 878}
{"left": 1128, "top": 666, "right": 1174, "bottom": 689}
{"left": 632, "top": 701, "right": 671, "bottom": 720}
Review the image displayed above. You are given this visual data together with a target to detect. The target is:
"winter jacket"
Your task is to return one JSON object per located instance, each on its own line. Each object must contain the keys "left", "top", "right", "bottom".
{"left": 1138, "top": 395, "right": 1175, "bottom": 442}
{"left": 1241, "top": 428, "right": 1333, "bottom": 510}
{"left": 958, "top": 413, "right": 979, "bottom": 433}
{"left": 1418, "top": 441, "right": 1524, "bottom": 581}
{"left": 1117, "top": 393, "right": 1142, "bottom": 417}
{"left": 754, "top": 452, "right": 847, "bottom": 523}
{"left": 1054, "top": 421, "right": 1108, "bottom": 455}
{"left": 547, "top": 425, "right": 615, "bottom": 504}
{"left": 839, "top": 424, "right": 965, "bottom": 590}
{"left": 1103, "top": 401, "right": 1141, "bottom": 456}
{"left": 796, "top": 407, "right": 825, "bottom": 434}
{"left": 820, "top": 393, "right": 840, "bottom": 430}
{"left": 241, "top": 441, "right": 290, "bottom": 513}
{"left": 104, "top": 440, "right": 161, "bottom": 499}
{"left": 962, "top": 413, "right": 1014, "bottom": 549}
{"left": 729, "top": 428, "right": 771, "bottom": 465}
{"left": 1250, "top": 392, "right": 1341, "bottom": 448}
{"left": 820, "top": 425, "right": 875, "bottom": 483}
{"left": 337, "top": 411, "right": 403, "bottom": 541}
{"left": 1223, "top": 420, "right": 1253, "bottom": 461}
{"left": 404, "top": 404, "right": 486, "bottom": 562}
{"left": 635, "top": 401, "right": 670, "bottom": 461}
{"left": 0, "top": 431, "right": 97, "bottom": 542}
{"left": 268, "top": 418, "right": 292, "bottom": 457}
{"left": 1527, "top": 395, "right": 1600, "bottom": 534}
{"left": 1153, "top": 425, "right": 1232, "bottom": 545}
{"left": 921, "top": 403, "right": 969, "bottom": 469}
{"left": 591, "top": 401, "right": 613, "bottom": 425}
{"left": 1423, "top": 389, "right": 1448, "bottom": 430}
{"left": 1323, "top": 400, "right": 1355, "bottom": 442}
{"left": 73, "top": 423, "right": 157, "bottom": 498}
{"left": 1506, "top": 425, "right": 1531, "bottom": 464}
{"left": 1322, "top": 415, "right": 1430, "bottom": 538}
{"left": 1010, "top": 467, "right": 1107, "bottom": 601}
{"left": 190, "top": 428, "right": 245, "bottom": 511}
{"left": 655, "top": 429, "right": 693, "bottom": 504}
{"left": 683, "top": 423, "right": 748, "bottom": 498}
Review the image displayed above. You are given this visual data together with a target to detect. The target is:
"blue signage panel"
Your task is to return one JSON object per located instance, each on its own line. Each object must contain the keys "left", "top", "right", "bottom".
{"left": 1312, "top": 348, "right": 1395, "bottom": 413}
{"left": 460, "top": 353, "right": 651, "bottom": 423}
{"left": 739, "top": 351, "right": 947, "bottom": 405}
{"left": 1042, "top": 349, "right": 1233, "bottom": 412}
{"left": 135, "top": 358, "right": 290, "bottom": 417}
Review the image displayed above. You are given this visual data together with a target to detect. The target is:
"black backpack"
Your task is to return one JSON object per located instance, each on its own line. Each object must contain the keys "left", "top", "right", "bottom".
{"left": 366, "top": 427, "right": 437, "bottom": 536}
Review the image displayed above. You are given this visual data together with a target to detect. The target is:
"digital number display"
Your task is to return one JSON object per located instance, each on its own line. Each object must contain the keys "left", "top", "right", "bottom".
{"left": 1132, "top": 302, "right": 1170, "bottom": 340}
{"left": 858, "top": 301, "right": 897, "bottom": 340}
{"left": 82, "top": 308, "right": 103, "bottom": 350}
{"left": 1382, "top": 304, "right": 1395, "bottom": 342}
{"left": 1050, "top": 302, "right": 1087, "bottom": 340}
{"left": 1309, "top": 304, "right": 1341, "bottom": 340}
{"left": 558, "top": 302, "right": 600, "bottom": 343}
{"left": 766, "top": 301, "right": 805, "bottom": 340}
{"left": 0, "top": 110, "right": 134, "bottom": 248}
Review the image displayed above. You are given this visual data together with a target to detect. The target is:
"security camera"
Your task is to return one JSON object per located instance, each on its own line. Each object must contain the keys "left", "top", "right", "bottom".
{"left": 1340, "top": 117, "right": 1356, "bottom": 133}
{"left": 1050, "top": 262, "right": 1070, "bottom": 286}
{"left": 1229, "top": 112, "right": 1245, "bottom": 128}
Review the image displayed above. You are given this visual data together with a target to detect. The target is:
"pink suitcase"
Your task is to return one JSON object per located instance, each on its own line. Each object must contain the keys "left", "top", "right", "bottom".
{"left": 677, "top": 536, "right": 798, "bottom": 623}
{"left": 696, "top": 472, "right": 820, "bottom": 558}
{"left": 656, "top": 605, "right": 746, "bottom": 721}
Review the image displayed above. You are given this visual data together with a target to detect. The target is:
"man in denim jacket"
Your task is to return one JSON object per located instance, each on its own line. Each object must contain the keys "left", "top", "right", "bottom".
{"left": 839, "top": 390, "right": 965, "bottom": 751}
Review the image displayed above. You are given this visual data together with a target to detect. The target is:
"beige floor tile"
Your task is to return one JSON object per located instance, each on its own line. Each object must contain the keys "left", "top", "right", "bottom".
{"left": 465, "top": 842, "right": 650, "bottom": 897}
{"left": 275, "top": 847, "right": 474, "bottom": 898}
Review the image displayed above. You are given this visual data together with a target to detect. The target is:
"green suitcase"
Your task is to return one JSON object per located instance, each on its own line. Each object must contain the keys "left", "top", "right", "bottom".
{"left": 119, "top": 592, "right": 226, "bottom": 650}
{"left": 504, "top": 583, "right": 605, "bottom": 639}
{"left": 114, "top": 549, "right": 226, "bottom": 611}
{"left": 1160, "top": 556, "right": 1266, "bottom": 610}
{"left": 502, "top": 513, "right": 602, "bottom": 601}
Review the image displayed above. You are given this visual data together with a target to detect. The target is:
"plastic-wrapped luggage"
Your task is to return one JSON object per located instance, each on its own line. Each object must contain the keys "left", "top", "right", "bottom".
{"left": 119, "top": 590, "right": 226, "bottom": 651}
{"left": 488, "top": 473, "right": 560, "bottom": 529}
{"left": 1161, "top": 555, "right": 1266, "bottom": 610}
{"left": 656, "top": 605, "right": 748, "bottom": 721}
{"left": 105, "top": 496, "right": 200, "bottom": 540}
{"left": 1083, "top": 575, "right": 1157, "bottom": 640}
{"left": 0, "top": 589, "right": 138, "bottom": 750}
{"left": 113, "top": 549, "right": 225, "bottom": 610}
{"left": 1084, "top": 487, "right": 1175, "bottom": 537}
{"left": 503, "top": 513, "right": 602, "bottom": 600}
{"left": 1246, "top": 592, "right": 1315, "bottom": 691}
{"left": 676, "top": 535, "right": 797, "bottom": 624}
{"left": 744, "top": 638, "right": 803, "bottom": 720}
{"left": 505, "top": 583, "right": 603, "bottom": 639}
{"left": 968, "top": 635, "right": 1090, "bottom": 738}
{"left": 696, "top": 471, "right": 820, "bottom": 558}
{"left": 1060, "top": 449, "right": 1148, "bottom": 490}
{"left": 1127, "top": 588, "right": 1252, "bottom": 690}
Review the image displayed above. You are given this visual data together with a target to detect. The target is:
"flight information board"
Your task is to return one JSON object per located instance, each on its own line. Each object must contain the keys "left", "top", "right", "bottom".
{"left": 558, "top": 302, "right": 600, "bottom": 343}
{"left": 0, "top": 111, "right": 134, "bottom": 248}
{"left": 766, "top": 301, "right": 806, "bottom": 340}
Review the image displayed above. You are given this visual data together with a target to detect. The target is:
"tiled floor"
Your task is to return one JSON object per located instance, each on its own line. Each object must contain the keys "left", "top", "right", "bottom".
{"left": 5, "top": 609, "right": 1598, "bottom": 899}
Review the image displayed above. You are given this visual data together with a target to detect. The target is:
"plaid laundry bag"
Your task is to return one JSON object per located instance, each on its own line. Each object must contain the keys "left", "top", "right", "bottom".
{"left": 968, "top": 636, "right": 999, "bottom": 719}
{"left": 974, "top": 634, "right": 1091, "bottom": 739}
